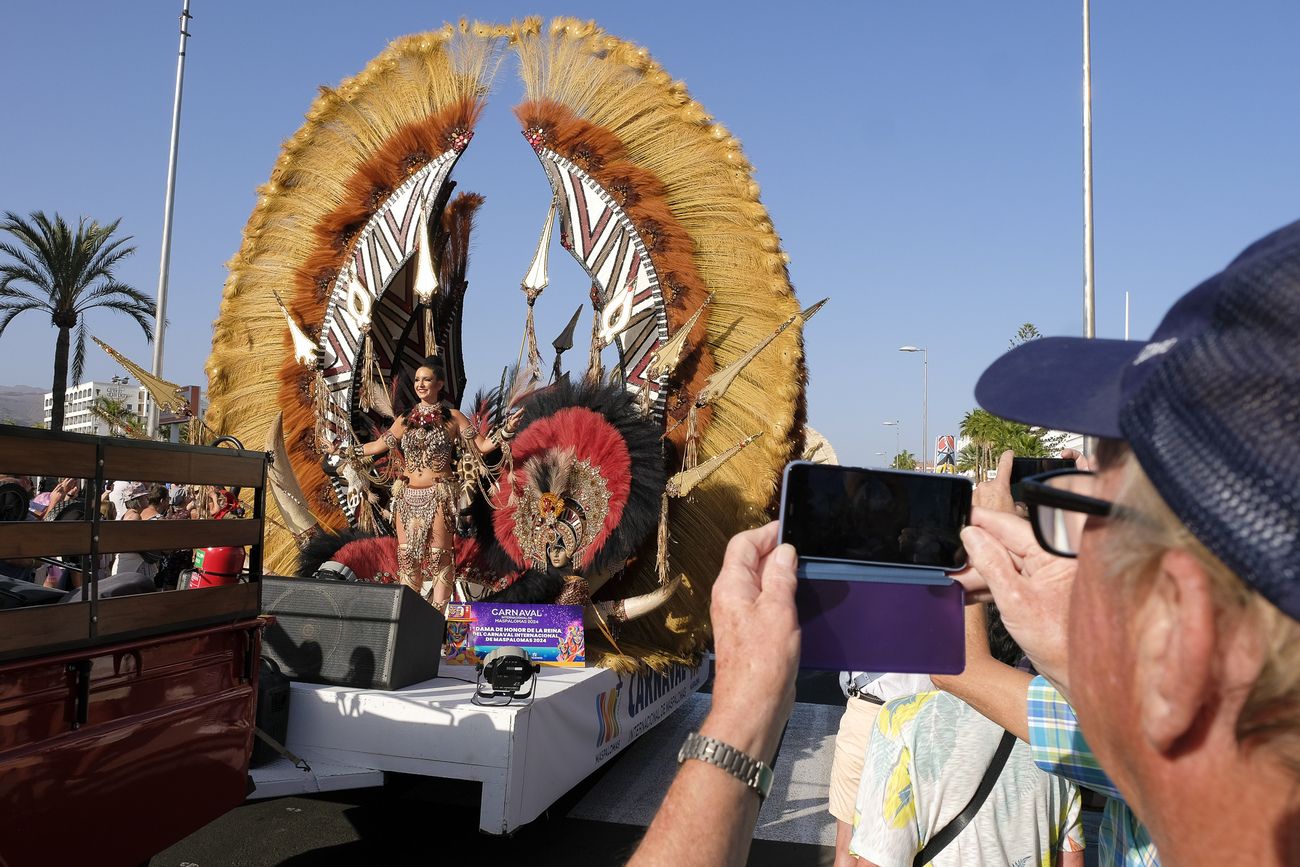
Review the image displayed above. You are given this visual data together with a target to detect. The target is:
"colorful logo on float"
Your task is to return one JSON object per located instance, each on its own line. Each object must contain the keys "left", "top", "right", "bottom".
{"left": 595, "top": 682, "right": 622, "bottom": 747}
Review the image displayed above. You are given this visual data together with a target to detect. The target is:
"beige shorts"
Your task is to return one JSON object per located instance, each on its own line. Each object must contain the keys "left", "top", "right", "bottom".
{"left": 828, "top": 696, "right": 882, "bottom": 823}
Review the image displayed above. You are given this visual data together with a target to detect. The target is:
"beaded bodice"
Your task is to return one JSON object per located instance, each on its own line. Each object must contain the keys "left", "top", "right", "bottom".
{"left": 402, "top": 420, "right": 456, "bottom": 474}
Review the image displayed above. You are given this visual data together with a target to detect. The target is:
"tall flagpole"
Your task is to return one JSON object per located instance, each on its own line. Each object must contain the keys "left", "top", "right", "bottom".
{"left": 1082, "top": 0, "right": 1096, "bottom": 339}
{"left": 149, "top": 0, "right": 192, "bottom": 436}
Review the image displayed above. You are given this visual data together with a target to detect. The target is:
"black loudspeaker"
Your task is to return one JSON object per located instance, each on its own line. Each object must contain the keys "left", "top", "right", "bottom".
{"left": 260, "top": 577, "right": 444, "bottom": 690}
{"left": 251, "top": 657, "right": 290, "bottom": 768}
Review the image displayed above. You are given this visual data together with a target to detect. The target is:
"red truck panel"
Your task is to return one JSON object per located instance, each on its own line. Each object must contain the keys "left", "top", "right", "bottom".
{"left": 0, "top": 619, "right": 264, "bottom": 867}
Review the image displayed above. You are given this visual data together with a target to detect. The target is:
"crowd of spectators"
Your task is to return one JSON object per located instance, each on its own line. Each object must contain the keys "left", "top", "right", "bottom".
{"left": 0, "top": 475, "right": 234, "bottom": 600}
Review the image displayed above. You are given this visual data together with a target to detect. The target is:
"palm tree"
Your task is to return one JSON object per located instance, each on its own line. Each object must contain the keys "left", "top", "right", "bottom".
{"left": 959, "top": 409, "right": 1001, "bottom": 481}
{"left": 0, "top": 212, "right": 153, "bottom": 431}
{"left": 961, "top": 409, "right": 1066, "bottom": 480}
{"left": 956, "top": 442, "right": 981, "bottom": 474}
{"left": 890, "top": 450, "right": 918, "bottom": 470}
{"left": 90, "top": 395, "right": 147, "bottom": 438}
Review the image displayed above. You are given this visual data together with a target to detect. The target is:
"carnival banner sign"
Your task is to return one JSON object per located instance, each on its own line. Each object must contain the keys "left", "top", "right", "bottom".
{"left": 444, "top": 603, "right": 585, "bottom": 667}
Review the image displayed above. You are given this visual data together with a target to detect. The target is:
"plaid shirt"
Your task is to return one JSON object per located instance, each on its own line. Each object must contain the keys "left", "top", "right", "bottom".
{"left": 1026, "top": 676, "right": 1160, "bottom": 867}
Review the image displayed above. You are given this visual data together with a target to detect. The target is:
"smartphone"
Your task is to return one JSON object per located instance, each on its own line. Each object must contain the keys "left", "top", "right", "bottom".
{"left": 780, "top": 463, "right": 972, "bottom": 573}
{"left": 779, "top": 462, "right": 971, "bottom": 674}
{"left": 1009, "top": 457, "right": 1077, "bottom": 502}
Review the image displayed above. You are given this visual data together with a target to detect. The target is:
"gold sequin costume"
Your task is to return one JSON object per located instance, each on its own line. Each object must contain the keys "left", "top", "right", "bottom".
{"left": 393, "top": 409, "right": 459, "bottom": 601}
{"left": 400, "top": 420, "right": 455, "bottom": 474}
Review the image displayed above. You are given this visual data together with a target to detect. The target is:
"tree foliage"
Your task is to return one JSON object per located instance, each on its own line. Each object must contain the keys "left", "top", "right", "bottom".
{"left": 90, "top": 395, "right": 148, "bottom": 439}
{"left": 959, "top": 323, "right": 1064, "bottom": 479}
{"left": 890, "top": 450, "right": 918, "bottom": 470}
{"left": 958, "top": 409, "right": 1063, "bottom": 480}
{"left": 1010, "top": 322, "right": 1043, "bottom": 349}
{"left": 0, "top": 211, "right": 153, "bottom": 431}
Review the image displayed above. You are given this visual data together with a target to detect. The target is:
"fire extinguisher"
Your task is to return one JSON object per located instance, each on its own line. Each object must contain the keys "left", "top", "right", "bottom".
{"left": 187, "top": 545, "right": 246, "bottom": 589}
{"left": 185, "top": 476, "right": 247, "bottom": 589}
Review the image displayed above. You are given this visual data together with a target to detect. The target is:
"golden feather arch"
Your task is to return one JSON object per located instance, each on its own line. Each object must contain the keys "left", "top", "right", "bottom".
{"left": 205, "top": 19, "right": 808, "bottom": 668}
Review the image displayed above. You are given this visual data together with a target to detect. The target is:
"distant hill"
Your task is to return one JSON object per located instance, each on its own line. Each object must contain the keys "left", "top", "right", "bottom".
{"left": 0, "top": 385, "right": 46, "bottom": 426}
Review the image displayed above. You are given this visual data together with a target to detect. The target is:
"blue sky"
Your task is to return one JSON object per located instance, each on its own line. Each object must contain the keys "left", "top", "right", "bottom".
{"left": 3, "top": 1, "right": 1298, "bottom": 466}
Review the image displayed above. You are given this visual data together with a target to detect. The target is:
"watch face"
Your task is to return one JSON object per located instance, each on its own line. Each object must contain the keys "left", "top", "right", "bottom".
{"left": 755, "top": 762, "right": 775, "bottom": 799}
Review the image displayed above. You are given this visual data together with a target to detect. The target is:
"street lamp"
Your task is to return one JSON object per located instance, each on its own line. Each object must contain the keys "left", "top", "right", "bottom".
{"left": 882, "top": 420, "right": 900, "bottom": 461}
{"left": 899, "top": 346, "right": 928, "bottom": 470}
{"left": 874, "top": 450, "right": 887, "bottom": 467}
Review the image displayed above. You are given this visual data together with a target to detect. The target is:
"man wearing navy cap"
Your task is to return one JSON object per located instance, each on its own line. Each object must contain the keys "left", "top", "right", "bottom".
{"left": 956, "top": 220, "right": 1300, "bottom": 865}
{"left": 628, "top": 221, "right": 1300, "bottom": 867}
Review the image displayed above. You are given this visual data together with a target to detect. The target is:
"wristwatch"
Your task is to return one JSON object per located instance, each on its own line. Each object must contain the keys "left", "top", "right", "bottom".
{"left": 677, "top": 732, "right": 774, "bottom": 801}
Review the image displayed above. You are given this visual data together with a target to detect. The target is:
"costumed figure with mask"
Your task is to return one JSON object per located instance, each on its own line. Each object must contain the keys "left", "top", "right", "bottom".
{"left": 478, "top": 378, "right": 681, "bottom": 645}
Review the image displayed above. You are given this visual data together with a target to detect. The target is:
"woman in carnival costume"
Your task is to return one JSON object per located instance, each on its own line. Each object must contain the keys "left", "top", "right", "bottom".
{"left": 329, "top": 354, "right": 520, "bottom": 611}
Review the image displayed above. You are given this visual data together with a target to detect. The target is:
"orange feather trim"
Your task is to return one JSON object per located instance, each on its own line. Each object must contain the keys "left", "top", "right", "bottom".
{"left": 516, "top": 99, "right": 716, "bottom": 455}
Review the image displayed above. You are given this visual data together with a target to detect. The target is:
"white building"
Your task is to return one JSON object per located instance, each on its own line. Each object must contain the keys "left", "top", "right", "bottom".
{"left": 43, "top": 378, "right": 153, "bottom": 436}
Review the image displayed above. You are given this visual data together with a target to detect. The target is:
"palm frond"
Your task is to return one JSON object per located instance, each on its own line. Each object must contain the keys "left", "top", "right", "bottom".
{"left": 81, "top": 224, "right": 135, "bottom": 282}
{"left": 0, "top": 282, "right": 48, "bottom": 306}
{"left": 3, "top": 212, "right": 66, "bottom": 288}
{"left": 75, "top": 280, "right": 153, "bottom": 312}
{"left": 85, "top": 298, "right": 156, "bottom": 342}
{"left": 72, "top": 316, "right": 88, "bottom": 384}
{"left": 0, "top": 301, "right": 42, "bottom": 336}
{"left": 0, "top": 242, "right": 54, "bottom": 293}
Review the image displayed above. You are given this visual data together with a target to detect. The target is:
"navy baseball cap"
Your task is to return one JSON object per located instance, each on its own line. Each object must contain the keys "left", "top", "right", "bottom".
{"left": 975, "top": 219, "right": 1300, "bottom": 620}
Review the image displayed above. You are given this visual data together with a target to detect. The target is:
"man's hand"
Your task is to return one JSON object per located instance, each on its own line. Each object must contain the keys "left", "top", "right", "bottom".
{"left": 955, "top": 508, "right": 1076, "bottom": 693}
{"left": 701, "top": 522, "right": 800, "bottom": 765}
{"left": 975, "top": 449, "right": 1018, "bottom": 515}
{"left": 1061, "top": 447, "right": 1090, "bottom": 472}
{"left": 630, "top": 524, "right": 798, "bottom": 867}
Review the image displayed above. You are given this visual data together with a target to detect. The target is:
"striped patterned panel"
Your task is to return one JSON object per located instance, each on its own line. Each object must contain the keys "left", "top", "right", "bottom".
{"left": 315, "top": 152, "right": 460, "bottom": 520}
{"left": 536, "top": 150, "right": 670, "bottom": 418}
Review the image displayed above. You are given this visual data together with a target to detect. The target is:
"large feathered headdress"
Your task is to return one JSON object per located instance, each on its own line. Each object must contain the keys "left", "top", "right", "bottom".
{"left": 205, "top": 19, "right": 810, "bottom": 669}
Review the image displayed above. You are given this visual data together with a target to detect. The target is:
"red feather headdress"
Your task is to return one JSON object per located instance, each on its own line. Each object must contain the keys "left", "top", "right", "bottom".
{"left": 492, "top": 406, "right": 632, "bottom": 570}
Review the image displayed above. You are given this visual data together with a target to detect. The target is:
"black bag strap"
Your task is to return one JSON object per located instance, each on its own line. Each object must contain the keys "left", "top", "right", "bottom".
{"left": 912, "top": 729, "right": 1016, "bottom": 866}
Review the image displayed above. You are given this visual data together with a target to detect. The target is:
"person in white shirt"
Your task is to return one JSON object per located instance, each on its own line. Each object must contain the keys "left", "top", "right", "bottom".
{"left": 830, "top": 671, "right": 933, "bottom": 867}
{"left": 849, "top": 604, "right": 1084, "bottom": 867}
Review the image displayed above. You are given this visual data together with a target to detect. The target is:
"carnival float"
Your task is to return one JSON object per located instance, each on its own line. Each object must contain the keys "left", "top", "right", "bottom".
{"left": 118, "top": 17, "right": 815, "bottom": 673}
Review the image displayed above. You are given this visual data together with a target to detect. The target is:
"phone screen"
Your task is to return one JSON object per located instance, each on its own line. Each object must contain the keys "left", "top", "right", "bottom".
{"left": 1009, "top": 457, "right": 1078, "bottom": 501}
{"left": 780, "top": 463, "right": 972, "bottom": 571}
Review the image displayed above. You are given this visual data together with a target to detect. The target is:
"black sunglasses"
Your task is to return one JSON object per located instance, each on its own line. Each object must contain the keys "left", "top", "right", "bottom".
{"left": 1018, "top": 469, "right": 1118, "bottom": 558}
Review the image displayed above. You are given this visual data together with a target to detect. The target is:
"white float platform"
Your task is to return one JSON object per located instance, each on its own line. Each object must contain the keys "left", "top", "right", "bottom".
{"left": 247, "top": 757, "right": 384, "bottom": 799}
{"left": 248, "top": 659, "right": 709, "bottom": 834}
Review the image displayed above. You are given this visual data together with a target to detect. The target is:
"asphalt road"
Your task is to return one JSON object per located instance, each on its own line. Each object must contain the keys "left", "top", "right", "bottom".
{"left": 151, "top": 672, "right": 843, "bottom": 867}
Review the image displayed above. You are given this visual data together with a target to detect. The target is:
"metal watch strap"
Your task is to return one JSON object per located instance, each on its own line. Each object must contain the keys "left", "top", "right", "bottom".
{"left": 677, "top": 731, "right": 774, "bottom": 801}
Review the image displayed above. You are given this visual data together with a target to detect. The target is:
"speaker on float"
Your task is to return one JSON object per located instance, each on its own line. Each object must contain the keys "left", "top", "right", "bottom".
{"left": 260, "top": 577, "right": 444, "bottom": 689}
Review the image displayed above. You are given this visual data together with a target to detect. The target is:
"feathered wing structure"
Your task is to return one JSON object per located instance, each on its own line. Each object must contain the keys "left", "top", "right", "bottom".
{"left": 204, "top": 24, "right": 504, "bottom": 574}
{"left": 202, "top": 17, "right": 812, "bottom": 670}
{"left": 512, "top": 20, "right": 808, "bottom": 668}
{"left": 433, "top": 191, "right": 485, "bottom": 406}
{"left": 266, "top": 411, "right": 319, "bottom": 541}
